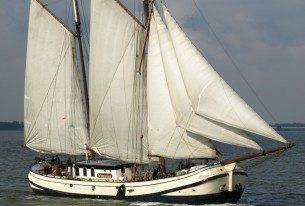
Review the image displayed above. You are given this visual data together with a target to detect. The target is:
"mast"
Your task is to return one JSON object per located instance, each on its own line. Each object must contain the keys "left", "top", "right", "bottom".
{"left": 144, "top": 0, "right": 167, "bottom": 171}
{"left": 143, "top": 0, "right": 149, "bottom": 24}
{"left": 72, "top": 0, "right": 89, "bottom": 128}
{"left": 137, "top": 0, "right": 152, "bottom": 74}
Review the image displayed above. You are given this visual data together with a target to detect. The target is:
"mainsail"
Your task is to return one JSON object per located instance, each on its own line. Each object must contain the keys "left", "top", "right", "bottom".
{"left": 24, "top": 0, "right": 88, "bottom": 155}
{"left": 162, "top": 5, "right": 287, "bottom": 144}
{"left": 89, "top": 0, "right": 149, "bottom": 163}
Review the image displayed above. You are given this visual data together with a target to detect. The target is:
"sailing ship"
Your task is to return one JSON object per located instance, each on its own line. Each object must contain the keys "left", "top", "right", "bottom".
{"left": 24, "top": 0, "right": 294, "bottom": 204}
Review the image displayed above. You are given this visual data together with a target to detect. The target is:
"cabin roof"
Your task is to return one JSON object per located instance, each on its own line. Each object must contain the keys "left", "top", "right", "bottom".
{"left": 75, "top": 159, "right": 130, "bottom": 170}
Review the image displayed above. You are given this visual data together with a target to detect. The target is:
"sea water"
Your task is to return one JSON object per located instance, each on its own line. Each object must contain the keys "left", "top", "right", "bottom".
{"left": 0, "top": 130, "right": 304, "bottom": 206}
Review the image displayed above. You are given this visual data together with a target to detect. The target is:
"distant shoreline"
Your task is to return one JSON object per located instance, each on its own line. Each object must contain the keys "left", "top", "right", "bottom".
{"left": 271, "top": 123, "right": 305, "bottom": 131}
{"left": 0, "top": 121, "right": 304, "bottom": 131}
{"left": 0, "top": 121, "right": 23, "bottom": 131}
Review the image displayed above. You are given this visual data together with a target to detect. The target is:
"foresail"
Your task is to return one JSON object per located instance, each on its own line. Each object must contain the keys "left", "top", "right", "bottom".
{"left": 152, "top": 6, "right": 261, "bottom": 150}
{"left": 89, "top": 0, "right": 149, "bottom": 163}
{"left": 24, "top": 0, "right": 88, "bottom": 154}
{"left": 147, "top": 15, "right": 217, "bottom": 159}
{"left": 162, "top": 5, "right": 287, "bottom": 144}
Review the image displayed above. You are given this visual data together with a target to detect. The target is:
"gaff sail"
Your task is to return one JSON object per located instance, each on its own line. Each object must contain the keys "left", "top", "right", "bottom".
{"left": 24, "top": 0, "right": 88, "bottom": 155}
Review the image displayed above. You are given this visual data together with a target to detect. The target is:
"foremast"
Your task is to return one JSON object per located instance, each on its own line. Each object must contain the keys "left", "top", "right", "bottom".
{"left": 142, "top": 0, "right": 167, "bottom": 171}
{"left": 72, "top": 0, "right": 89, "bottom": 128}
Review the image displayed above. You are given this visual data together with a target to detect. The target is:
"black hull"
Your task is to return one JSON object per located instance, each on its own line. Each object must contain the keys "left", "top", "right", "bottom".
{"left": 31, "top": 185, "right": 244, "bottom": 205}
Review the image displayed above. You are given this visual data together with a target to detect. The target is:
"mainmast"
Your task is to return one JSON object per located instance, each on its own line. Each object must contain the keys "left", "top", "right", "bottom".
{"left": 143, "top": 0, "right": 167, "bottom": 172}
{"left": 72, "top": 0, "right": 89, "bottom": 127}
{"left": 143, "top": 0, "right": 149, "bottom": 24}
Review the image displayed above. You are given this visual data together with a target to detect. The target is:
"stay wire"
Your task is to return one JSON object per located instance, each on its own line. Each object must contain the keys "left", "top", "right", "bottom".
{"left": 243, "top": 149, "right": 285, "bottom": 171}
{"left": 192, "top": 0, "right": 278, "bottom": 124}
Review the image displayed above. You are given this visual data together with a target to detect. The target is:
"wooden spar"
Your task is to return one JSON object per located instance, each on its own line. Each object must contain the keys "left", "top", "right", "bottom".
{"left": 220, "top": 143, "right": 295, "bottom": 165}
{"left": 148, "top": 154, "right": 218, "bottom": 160}
{"left": 115, "top": 0, "right": 145, "bottom": 29}
{"left": 35, "top": 0, "right": 77, "bottom": 36}
{"left": 159, "top": 157, "right": 166, "bottom": 175}
{"left": 72, "top": 0, "right": 90, "bottom": 128}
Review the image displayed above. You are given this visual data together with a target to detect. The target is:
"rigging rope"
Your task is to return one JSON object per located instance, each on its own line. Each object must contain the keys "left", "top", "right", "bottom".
{"left": 242, "top": 149, "right": 285, "bottom": 171}
{"left": 90, "top": 31, "right": 138, "bottom": 136}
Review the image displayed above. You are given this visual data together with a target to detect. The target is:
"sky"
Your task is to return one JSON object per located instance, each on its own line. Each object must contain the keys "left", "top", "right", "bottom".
{"left": 0, "top": 0, "right": 304, "bottom": 123}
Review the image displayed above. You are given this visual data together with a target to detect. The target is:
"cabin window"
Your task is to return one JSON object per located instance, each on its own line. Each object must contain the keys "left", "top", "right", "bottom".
{"left": 75, "top": 167, "right": 79, "bottom": 176}
{"left": 91, "top": 168, "right": 95, "bottom": 177}
{"left": 83, "top": 168, "right": 87, "bottom": 176}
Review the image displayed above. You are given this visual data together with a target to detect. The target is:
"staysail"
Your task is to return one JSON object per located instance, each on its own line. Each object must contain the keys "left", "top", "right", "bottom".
{"left": 149, "top": 7, "right": 262, "bottom": 150}
{"left": 147, "top": 13, "right": 217, "bottom": 159}
{"left": 162, "top": 5, "right": 287, "bottom": 144}
{"left": 89, "top": 0, "right": 149, "bottom": 163}
{"left": 24, "top": 0, "right": 88, "bottom": 155}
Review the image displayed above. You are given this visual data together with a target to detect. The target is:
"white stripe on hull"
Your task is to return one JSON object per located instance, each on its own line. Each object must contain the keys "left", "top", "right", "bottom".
{"left": 28, "top": 163, "right": 246, "bottom": 202}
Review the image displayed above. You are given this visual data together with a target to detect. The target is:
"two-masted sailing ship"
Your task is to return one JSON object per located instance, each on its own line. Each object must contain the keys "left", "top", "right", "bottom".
{"left": 24, "top": 0, "right": 294, "bottom": 204}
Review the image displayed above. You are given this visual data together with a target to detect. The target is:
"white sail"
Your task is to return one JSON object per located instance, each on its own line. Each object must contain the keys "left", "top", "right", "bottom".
{"left": 147, "top": 14, "right": 217, "bottom": 159}
{"left": 152, "top": 6, "right": 261, "bottom": 150}
{"left": 89, "top": 0, "right": 149, "bottom": 163}
{"left": 162, "top": 5, "right": 287, "bottom": 143}
{"left": 24, "top": 0, "right": 88, "bottom": 155}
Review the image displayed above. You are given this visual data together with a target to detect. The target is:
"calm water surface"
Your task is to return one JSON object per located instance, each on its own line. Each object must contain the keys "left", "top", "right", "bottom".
{"left": 0, "top": 131, "right": 304, "bottom": 206}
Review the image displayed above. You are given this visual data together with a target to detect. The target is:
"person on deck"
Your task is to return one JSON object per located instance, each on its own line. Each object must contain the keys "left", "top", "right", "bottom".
{"left": 51, "top": 157, "right": 55, "bottom": 165}
{"left": 67, "top": 157, "right": 72, "bottom": 166}
{"left": 176, "top": 161, "right": 183, "bottom": 171}
{"left": 54, "top": 155, "right": 61, "bottom": 165}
